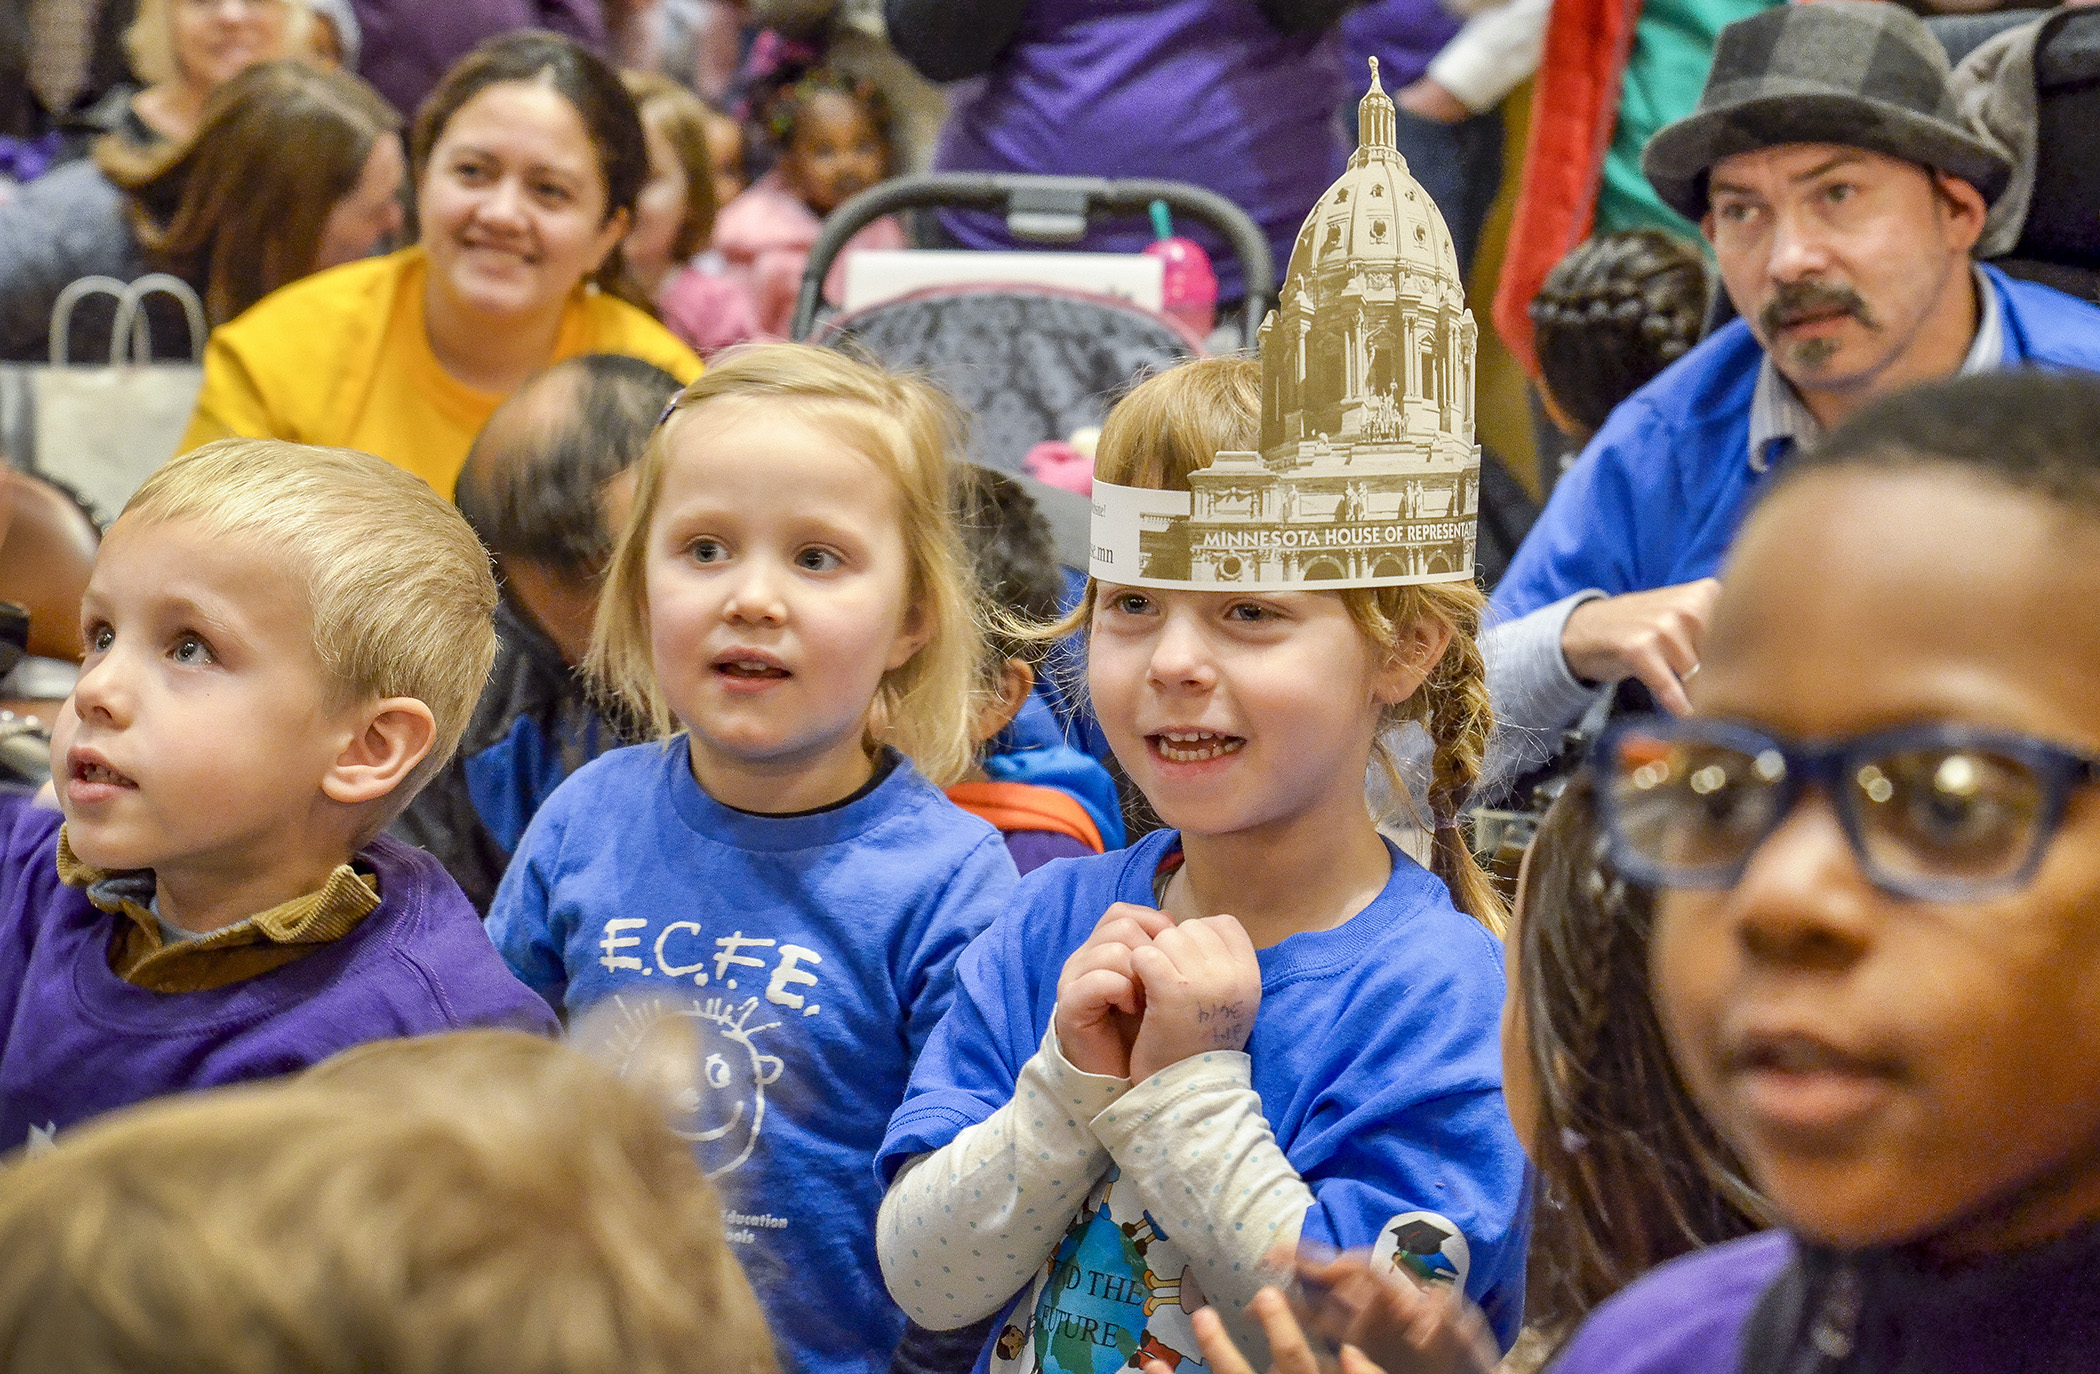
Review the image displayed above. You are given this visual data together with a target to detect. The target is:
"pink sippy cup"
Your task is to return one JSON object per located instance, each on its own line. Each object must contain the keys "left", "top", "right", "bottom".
{"left": 1143, "top": 200, "right": 1218, "bottom": 340}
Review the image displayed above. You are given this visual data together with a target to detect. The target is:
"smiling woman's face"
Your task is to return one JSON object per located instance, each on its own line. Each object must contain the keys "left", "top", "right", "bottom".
{"left": 417, "top": 78, "right": 629, "bottom": 323}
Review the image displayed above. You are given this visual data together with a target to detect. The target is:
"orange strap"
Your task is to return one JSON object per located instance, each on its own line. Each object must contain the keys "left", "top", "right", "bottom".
{"left": 945, "top": 782, "right": 1105, "bottom": 854}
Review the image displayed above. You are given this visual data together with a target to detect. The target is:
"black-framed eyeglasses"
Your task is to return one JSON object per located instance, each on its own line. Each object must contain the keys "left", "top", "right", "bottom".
{"left": 1593, "top": 716, "right": 2100, "bottom": 901}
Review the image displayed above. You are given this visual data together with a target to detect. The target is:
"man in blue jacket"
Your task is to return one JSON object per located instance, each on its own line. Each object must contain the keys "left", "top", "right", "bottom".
{"left": 1480, "top": 1, "right": 2100, "bottom": 784}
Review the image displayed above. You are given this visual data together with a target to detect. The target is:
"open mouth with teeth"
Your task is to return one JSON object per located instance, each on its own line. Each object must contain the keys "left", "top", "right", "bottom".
{"left": 714, "top": 654, "right": 791, "bottom": 682}
{"left": 71, "top": 758, "right": 137, "bottom": 789}
{"left": 1149, "top": 730, "right": 1245, "bottom": 763}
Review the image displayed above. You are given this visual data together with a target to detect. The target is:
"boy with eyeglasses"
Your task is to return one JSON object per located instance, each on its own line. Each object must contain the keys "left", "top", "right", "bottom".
{"left": 1557, "top": 369, "right": 2100, "bottom": 1370}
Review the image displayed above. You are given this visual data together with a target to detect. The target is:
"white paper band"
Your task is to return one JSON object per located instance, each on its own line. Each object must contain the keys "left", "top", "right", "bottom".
{"left": 1087, "top": 476, "right": 1478, "bottom": 591}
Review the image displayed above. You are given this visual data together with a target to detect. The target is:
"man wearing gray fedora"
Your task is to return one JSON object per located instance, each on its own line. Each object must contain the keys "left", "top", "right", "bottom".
{"left": 1470, "top": 0, "right": 2100, "bottom": 782}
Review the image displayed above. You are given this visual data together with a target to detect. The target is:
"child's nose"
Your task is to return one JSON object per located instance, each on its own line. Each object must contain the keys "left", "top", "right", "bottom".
{"left": 69, "top": 651, "right": 136, "bottom": 728}
{"left": 1728, "top": 797, "right": 1876, "bottom": 972}
{"left": 1145, "top": 615, "right": 1217, "bottom": 692}
{"left": 722, "top": 562, "right": 788, "bottom": 626}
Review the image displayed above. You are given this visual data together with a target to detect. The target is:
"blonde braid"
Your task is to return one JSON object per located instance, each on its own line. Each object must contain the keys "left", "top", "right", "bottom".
{"left": 1421, "top": 610, "right": 1508, "bottom": 937}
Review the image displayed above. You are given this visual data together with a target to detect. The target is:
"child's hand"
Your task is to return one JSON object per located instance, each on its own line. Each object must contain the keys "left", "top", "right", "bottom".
{"left": 1292, "top": 1251, "right": 1498, "bottom": 1374}
{"left": 1126, "top": 914, "right": 1261, "bottom": 1085}
{"left": 1054, "top": 903, "right": 1173, "bottom": 1079}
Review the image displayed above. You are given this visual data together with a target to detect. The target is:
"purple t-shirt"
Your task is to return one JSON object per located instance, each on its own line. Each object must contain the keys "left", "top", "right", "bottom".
{"left": 349, "top": 0, "right": 606, "bottom": 117}
{"left": 1550, "top": 1232, "right": 1792, "bottom": 1374}
{"left": 0, "top": 794, "right": 556, "bottom": 1147}
{"left": 1000, "top": 828, "right": 1096, "bottom": 875}
{"left": 1341, "top": 0, "right": 1466, "bottom": 95}
{"left": 932, "top": 0, "right": 1349, "bottom": 301}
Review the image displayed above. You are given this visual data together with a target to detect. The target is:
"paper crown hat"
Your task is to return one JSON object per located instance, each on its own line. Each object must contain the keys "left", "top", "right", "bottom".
{"left": 1088, "top": 60, "right": 1482, "bottom": 591}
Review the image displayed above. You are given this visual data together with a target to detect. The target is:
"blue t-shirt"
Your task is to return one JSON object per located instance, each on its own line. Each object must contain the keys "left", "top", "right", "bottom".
{"left": 877, "top": 829, "right": 1530, "bottom": 1367}
{"left": 487, "top": 739, "right": 1020, "bottom": 1374}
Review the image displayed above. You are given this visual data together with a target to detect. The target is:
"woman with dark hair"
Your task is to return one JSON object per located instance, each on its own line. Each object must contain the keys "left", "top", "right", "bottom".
{"left": 0, "top": 59, "right": 403, "bottom": 362}
{"left": 179, "top": 30, "right": 701, "bottom": 496}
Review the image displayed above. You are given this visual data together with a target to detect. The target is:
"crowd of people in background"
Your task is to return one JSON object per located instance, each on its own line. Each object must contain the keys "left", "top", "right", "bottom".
{"left": 2, "top": 0, "right": 2100, "bottom": 1371}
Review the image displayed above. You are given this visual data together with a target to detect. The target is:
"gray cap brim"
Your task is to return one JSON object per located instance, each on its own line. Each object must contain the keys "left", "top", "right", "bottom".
{"left": 1642, "top": 89, "right": 2013, "bottom": 221}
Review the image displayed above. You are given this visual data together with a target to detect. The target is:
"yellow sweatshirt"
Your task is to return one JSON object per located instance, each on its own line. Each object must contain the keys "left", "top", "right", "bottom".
{"left": 179, "top": 247, "right": 702, "bottom": 496}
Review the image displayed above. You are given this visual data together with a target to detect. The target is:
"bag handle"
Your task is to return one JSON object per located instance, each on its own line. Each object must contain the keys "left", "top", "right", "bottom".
{"left": 47, "top": 275, "right": 131, "bottom": 366}
{"left": 46, "top": 273, "right": 208, "bottom": 366}
{"left": 109, "top": 274, "right": 207, "bottom": 364}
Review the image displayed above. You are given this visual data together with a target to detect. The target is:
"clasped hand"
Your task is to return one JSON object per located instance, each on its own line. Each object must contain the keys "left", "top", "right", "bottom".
{"left": 1052, "top": 901, "right": 1262, "bottom": 1083}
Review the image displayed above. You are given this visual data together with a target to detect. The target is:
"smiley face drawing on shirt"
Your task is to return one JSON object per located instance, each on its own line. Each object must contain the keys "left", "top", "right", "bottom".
{"left": 604, "top": 993, "right": 785, "bottom": 1177}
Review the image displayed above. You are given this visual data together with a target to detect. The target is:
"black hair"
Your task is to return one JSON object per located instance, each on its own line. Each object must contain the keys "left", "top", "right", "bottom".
{"left": 953, "top": 465, "right": 1062, "bottom": 677}
{"left": 1519, "top": 774, "right": 1770, "bottom": 1352}
{"left": 410, "top": 31, "right": 650, "bottom": 295}
{"left": 1776, "top": 368, "right": 2100, "bottom": 517}
{"left": 760, "top": 65, "right": 891, "bottom": 160}
{"left": 455, "top": 354, "right": 683, "bottom": 575}
{"left": 1530, "top": 231, "right": 1711, "bottom": 437}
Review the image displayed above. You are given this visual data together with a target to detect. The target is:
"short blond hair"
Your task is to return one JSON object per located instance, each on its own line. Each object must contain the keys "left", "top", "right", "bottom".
{"left": 0, "top": 1031, "right": 780, "bottom": 1374}
{"left": 591, "top": 344, "right": 983, "bottom": 785}
{"left": 123, "top": 0, "right": 313, "bottom": 89}
{"left": 1070, "top": 359, "right": 1506, "bottom": 934}
{"left": 122, "top": 439, "right": 498, "bottom": 803}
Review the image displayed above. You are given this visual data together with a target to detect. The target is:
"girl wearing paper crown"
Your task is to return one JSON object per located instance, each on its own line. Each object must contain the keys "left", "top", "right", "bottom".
{"left": 874, "top": 66, "right": 1527, "bottom": 1374}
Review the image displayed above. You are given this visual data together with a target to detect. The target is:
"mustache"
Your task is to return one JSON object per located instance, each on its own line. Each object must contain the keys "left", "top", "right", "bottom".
{"left": 1759, "top": 280, "right": 1877, "bottom": 336}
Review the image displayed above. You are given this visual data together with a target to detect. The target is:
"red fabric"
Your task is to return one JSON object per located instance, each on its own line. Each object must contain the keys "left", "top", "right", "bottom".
{"left": 945, "top": 781, "right": 1105, "bottom": 854}
{"left": 1491, "top": 0, "right": 1645, "bottom": 380}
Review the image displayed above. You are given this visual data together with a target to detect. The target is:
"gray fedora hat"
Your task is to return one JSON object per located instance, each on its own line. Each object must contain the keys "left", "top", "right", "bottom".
{"left": 1643, "top": 0, "right": 2013, "bottom": 221}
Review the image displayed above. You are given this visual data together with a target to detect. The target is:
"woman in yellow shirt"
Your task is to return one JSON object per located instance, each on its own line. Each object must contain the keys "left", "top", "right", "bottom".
{"left": 180, "top": 32, "right": 702, "bottom": 496}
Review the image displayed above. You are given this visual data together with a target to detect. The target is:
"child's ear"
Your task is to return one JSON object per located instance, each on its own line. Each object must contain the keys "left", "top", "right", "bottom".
{"left": 1371, "top": 617, "right": 1455, "bottom": 707}
{"left": 321, "top": 698, "right": 438, "bottom": 807}
{"left": 972, "top": 658, "right": 1035, "bottom": 746}
{"left": 884, "top": 598, "right": 935, "bottom": 671}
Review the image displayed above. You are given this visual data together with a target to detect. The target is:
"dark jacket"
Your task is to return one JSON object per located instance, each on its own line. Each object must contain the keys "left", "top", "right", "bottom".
{"left": 392, "top": 595, "right": 629, "bottom": 915}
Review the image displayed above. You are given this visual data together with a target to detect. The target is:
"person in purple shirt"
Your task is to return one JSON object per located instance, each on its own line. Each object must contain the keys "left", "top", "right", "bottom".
{"left": 350, "top": 0, "right": 605, "bottom": 116}
{"left": 2, "top": 437, "right": 553, "bottom": 1149}
{"left": 883, "top": 0, "right": 1353, "bottom": 304}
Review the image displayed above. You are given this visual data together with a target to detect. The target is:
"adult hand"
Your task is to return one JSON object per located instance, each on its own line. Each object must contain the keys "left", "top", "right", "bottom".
{"left": 1560, "top": 578, "right": 1722, "bottom": 716}
{"left": 1396, "top": 79, "right": 1471, "bottom": 125}
{"left": 1293, "top": 1251, "right": 1498, "bottom": 1374}
{"left": 1053, "top": 903, "right": 1173, "bottom": 1079}
{"left": 1126, "top": 915, "right": 1262, "bottom": 1085}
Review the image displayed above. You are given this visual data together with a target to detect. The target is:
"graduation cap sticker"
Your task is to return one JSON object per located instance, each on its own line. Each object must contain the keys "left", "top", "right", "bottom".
{"left": 1371, "top": 1210, "right": 1471, "bottom": 1291}
{"left": 1087, "top": 58, "right": 1482, "bottom": 592}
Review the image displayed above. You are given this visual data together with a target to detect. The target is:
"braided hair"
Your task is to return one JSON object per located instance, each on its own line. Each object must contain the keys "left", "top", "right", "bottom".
{"left": 1517, "top": 774, "right": 1772, "bottom": 1353}
{"left": 1530, "top": 231, "right": 1711, "bottom": 438}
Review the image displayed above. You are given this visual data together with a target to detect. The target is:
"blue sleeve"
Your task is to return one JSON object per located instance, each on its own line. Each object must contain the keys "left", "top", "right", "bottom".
{"left": 878, "top": 863, "right": 1069, "bottom": 1182}
{"left": 1490, "top": 398, "right": 1671, "bottom": 620}
{"left": 1279, "top": 928, "right": 1532, "bottom": 1348}
{"left": 484, "top": 781, "right": 577, "bottom": 1013}
{"left": 896, "top": 830, "right": 1019, "bottom": 1067}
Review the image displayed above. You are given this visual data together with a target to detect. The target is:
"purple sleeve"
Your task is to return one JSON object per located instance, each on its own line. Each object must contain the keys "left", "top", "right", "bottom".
{"left": 1551, "top": 1232, "right": 1793, "bottom": 1374}
{"left": 1001, "top": 829, "right": 1097, "bottom": 876}
{"left": 535, "top": 0, "right": 607, "bottom": 49}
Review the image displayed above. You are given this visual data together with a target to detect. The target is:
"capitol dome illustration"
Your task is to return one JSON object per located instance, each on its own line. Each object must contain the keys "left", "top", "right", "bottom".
{"left": 1169, "top": 60, "right": 1481, "bottom": 587}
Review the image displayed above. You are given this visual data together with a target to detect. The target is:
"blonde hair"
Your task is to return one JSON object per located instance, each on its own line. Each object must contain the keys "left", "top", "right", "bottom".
{"left": 623, "top": 70, "right": 721, "bottom": 262}
{"left": 0, "top": 1031, "right": 780, "bottom": 1374}
{"left": 590, "top": 344, "right": 983, "bottom": 785}
{"left": 1068, "top": 358, "right": 1506, "bottom": 935}
{"left": 123, "top": 0, "right": 313, "bottom": 89}
{"left": 123, "top": 439, "right": 498, "bottom": 806}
